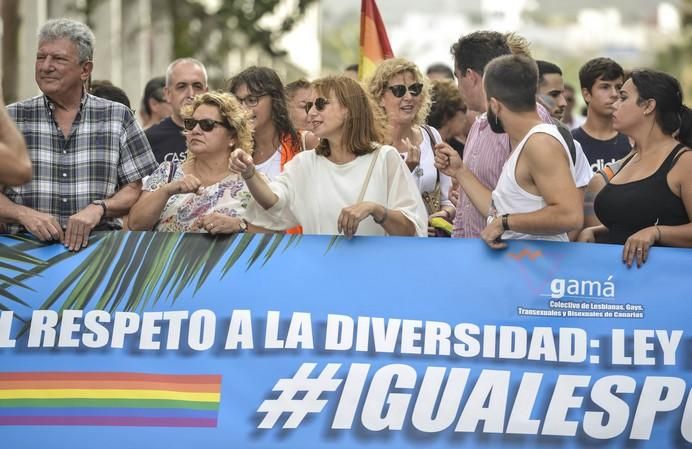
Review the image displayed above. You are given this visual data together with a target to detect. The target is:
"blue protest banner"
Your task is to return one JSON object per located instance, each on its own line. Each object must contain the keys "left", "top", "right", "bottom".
{"left": 0, "top": 232, "right": 690, "bottom": 448}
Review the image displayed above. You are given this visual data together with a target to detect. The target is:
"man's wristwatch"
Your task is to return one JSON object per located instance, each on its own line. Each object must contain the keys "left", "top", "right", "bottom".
{"left": 238, "top": 218, "right": 248, "bottom": 233}
{"left": 91, "top": 200, "right": 107, "bottom": 217}
{"left": 501, "top": 213, "right": 510, "bottom": 231}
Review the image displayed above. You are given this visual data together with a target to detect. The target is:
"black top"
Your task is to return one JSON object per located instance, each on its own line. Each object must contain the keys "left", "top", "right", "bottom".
{"left": 447, "top": 137, "right": 465, "bottom": 159}
{"left": 572, "top": 127, "right": 631, "bottom": 172}
{"left": 145, "top": 117, "right": 187, "bottom": 163}
{"left": 595, "top": 144, "right": 690, "bottom": 244}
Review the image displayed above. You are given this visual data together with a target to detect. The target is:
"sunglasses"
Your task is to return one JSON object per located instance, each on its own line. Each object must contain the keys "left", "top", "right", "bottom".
{"left": 183, "top": 118, "right": 230, "bottom": 132}
{"left": 387, "top": 83, "right": 424, "bottom": 98}
{"left": 304, "top": 97, "right": 330, "bottom": 114}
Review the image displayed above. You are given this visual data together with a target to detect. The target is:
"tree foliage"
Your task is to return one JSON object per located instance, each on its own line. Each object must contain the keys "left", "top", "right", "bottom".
{"left": 167, "top": 0, "right": 318, "bottom": 62}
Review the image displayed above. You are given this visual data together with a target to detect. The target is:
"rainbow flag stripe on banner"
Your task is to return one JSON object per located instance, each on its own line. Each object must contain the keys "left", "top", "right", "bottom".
{"left": 0, "top": 372, "right": 221, "bottom": 427}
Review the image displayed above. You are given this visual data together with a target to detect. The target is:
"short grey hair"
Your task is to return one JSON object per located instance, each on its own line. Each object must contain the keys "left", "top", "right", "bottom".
{"left": 38, "top": 18, "right": 95, "bottom": 63}
{"left": 165, "top": 58, "right": 208, "bottom": 87}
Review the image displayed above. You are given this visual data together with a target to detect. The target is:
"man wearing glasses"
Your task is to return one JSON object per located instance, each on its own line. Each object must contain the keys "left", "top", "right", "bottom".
{"left": 0, "top": 18, "right": 157, "bottom": 251}
{"left": 146, "top": 58, "right": 209, "bottom": 164}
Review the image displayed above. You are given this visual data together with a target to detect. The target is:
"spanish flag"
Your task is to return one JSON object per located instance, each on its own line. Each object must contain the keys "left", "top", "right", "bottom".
{"left": 358, "top": 0, "right": 394, "bottom": 81}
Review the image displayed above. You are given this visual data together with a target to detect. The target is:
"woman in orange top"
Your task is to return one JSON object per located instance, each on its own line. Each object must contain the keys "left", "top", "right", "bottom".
{"left": 228, "top": 66, "right": 315, "bottom": 233}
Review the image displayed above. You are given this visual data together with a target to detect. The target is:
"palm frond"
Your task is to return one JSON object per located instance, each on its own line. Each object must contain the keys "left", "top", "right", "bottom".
{"left": 324, "top": 235, "right": 341, "bottom": 254}
{"left": 0, "top": 244, "right": 47, "bottom": 266}
{"left": 0, "top": 260, "right": 42, "bottom": 276}
{"left": 32, "top": 233, "right": 116, "bottom": 313}
{"left": 128, "top": 232, "right": 181, "bottom": 311}
{"left": 246, "top": 234, "right": 274, "bottom": 269}
{"left": 98, "top": 232, "right": 146, "bottom": 311}
{"left": 282, "top": 233, "right": 301, "bottom": 253}
{"left": 220, "top": 233, "right": 256, "bottom": 278}
{"left": 0, "top": 288, "right": 31, "bottom": 308}
{"left": 0, "top": 273, "right": 34, "bottom": 292}
{"left": 195, "top": 234, "right": 237, "bottom": 292}
{"left": 4, "top": 230, "right": 310, "bottom": 320}
{"left": 138, "top": 233, "right": 181, "bottom": 308}
{"left": 262, "top": 234, "right": 286, "bottom": 266}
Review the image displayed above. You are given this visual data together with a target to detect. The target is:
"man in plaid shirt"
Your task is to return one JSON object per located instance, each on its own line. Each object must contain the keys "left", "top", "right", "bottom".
{"left": 0, "top": 18, "right": 157, "bottom": 251}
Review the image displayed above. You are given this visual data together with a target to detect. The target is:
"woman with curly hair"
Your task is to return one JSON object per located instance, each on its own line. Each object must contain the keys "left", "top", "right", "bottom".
{"left": 129, "top": 91, "right": 261, "bottom": 234}
{"left": 427, "top": 79, "right": 475, "bottom": 158}
{"left": 368, "top": 58, "right": 455, "bottom": 233}
{"left": 230, "top": 76, "right": 427, "bottom": 237}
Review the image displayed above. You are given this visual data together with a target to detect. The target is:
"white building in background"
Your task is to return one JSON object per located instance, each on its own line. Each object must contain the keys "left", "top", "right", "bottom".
{"left": 4, "top": 0, "right": 319, "bottom": 110}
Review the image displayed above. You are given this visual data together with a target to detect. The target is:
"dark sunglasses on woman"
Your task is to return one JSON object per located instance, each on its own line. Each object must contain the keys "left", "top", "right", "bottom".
{"left": 304, "top": 97, "right": 330, "bottom": 114}
{"left": 183, "top": 118, "right": 231, "bottom": 132}
{"left": 387, "top": 82, "right": 424, "bottom": 98}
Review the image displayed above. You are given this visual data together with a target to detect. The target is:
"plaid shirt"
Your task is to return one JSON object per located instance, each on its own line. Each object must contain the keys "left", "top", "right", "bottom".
{"left": 4, "top": 93, "right": 157, "bottom": 232}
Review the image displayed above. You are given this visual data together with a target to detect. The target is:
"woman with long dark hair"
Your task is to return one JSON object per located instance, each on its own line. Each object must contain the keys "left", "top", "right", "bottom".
{"left": 578, "top": 69, "right": 692, "bottom": 267}
{"left": 228, "top": 67, "right": 303, "bottom": 181}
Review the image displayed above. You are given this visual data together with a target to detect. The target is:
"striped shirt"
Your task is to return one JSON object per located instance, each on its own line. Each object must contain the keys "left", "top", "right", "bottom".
{"left": 452, "top": 103, "right": 553, "bottom": 238}
{"left": 4, "top": 93, "right": 157, "bottom": 232}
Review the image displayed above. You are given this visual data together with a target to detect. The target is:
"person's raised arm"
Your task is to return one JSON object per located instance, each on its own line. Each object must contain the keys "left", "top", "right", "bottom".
{"left": 230, "top": 149, "right": 278, "bottom": 209}
{"left": 434, "top": 142, "right": 491, "bottom": 215}
{"left": 0, "top": 93, "right": 31, "bottom": 186}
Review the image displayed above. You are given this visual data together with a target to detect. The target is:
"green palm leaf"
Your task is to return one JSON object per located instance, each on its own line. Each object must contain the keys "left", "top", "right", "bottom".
{"left": 195, "top": 234, "right": 238, "bottom": 292}
{"left": 137, "top": 233, "right": 181, "bottom": 309}
{"left": 262, "top": 234, "right": 285, "bottom": 266}
{"left": 128, "top": 232, "right": 181, "bottom": 311}
{"left": 220, "top": 233, "right": 256, "bottom": 277}
{"left": 98, "top": 232, "right": 145, "bottom": 311}
{"left": 282, "top": 233, "right": 301, "bottom": 253}
{"left": 4, "top": 230, "right": 312, "bottom": 319}
{"left": 246, "top": 234, "right": 274, "bottom": 269}
{"left": 324, "top": 234, "right": 341, "bottom": 254}
{"left": 61, "top": 234, "right": 121, "bottom": 311}
{"left": 32, "top": 234, "right": 115, "bottom": 313}
{"left": 0, "top": 287, "right": 31, "bottom": 307}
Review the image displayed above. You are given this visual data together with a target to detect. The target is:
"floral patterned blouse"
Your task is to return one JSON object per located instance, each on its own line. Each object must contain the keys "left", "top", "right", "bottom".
{"left": 143, "top": 161, "right": 251, "bottom": 232}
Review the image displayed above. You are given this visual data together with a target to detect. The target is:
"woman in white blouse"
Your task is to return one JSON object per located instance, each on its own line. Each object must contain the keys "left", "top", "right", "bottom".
{"left": 230, "top": 76, "right": 427, "bottom": 238}
{"left": 368, "top": 58, "right": 455, "bottom": 234}
{"left": 129, "top": 91, "right": 262, "bottom": 234}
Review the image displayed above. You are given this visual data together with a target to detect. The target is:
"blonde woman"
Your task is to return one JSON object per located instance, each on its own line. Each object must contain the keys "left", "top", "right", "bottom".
{"left": 368, "top": 58, "right": 455, "bottom": 232}
{"left": 129, "top": 91, "right": 262, "bottom": 233}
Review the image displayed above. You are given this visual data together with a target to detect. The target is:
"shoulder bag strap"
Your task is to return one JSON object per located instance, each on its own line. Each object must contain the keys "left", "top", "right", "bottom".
{"left": 357, "top": 147, "right": 382, "bottom": 202}
{"left": 422, "top": 125, "right": 440, "bottom": 183}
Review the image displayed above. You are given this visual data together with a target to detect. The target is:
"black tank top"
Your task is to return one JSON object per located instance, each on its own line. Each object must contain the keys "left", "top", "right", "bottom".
{"left": 595, "top": 144, "right": 690, "bottom": 245}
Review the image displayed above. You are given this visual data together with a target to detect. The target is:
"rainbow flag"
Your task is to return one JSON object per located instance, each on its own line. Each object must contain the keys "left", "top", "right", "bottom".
{"left": 0, "top": 372, "right": 221, "bottom": 427}
{"left": 358, "top": 0, "right": 394, "bottom": 81}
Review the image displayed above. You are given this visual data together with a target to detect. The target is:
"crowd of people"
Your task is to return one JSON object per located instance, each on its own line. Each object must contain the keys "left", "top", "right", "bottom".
{"left": 1, "top": 18, "right": 690, "bottom": 267}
